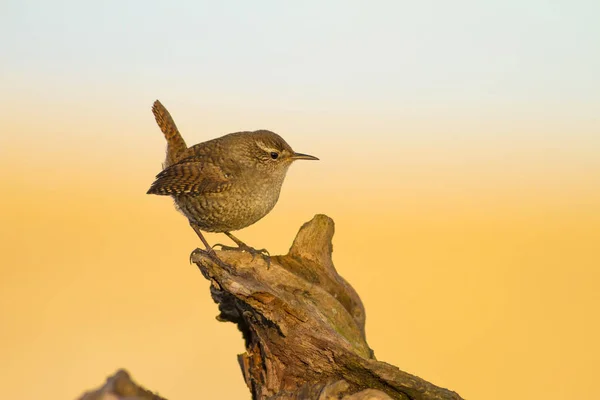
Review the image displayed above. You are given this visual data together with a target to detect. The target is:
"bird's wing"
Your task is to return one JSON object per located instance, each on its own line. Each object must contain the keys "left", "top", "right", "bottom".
{"left": 146, "top": 157, "right": 233, "bottom": 195}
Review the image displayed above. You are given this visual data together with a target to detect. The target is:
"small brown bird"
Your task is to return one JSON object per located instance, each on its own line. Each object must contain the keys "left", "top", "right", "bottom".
{"left": 147, "top": 100, "right": 318, "bottom": 260}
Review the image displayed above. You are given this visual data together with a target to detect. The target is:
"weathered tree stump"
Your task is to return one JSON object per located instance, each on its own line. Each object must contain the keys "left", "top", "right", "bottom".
{"left": 79, "top": 214, "right": 463, "bottom": 400}
{"left": 192, "top": 214, "right": 462, "bottom": 400}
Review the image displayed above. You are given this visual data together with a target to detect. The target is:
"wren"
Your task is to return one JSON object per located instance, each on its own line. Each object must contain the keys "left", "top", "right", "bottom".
{"left": 147, "top": 100, "right": 318, "bottom": 261}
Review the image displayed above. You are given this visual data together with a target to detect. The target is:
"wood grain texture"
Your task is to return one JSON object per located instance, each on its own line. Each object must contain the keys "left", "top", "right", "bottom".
{"left": 192, "top": 214, "right": 463, "bottom": 400}
{"left": 78, "top": 215, "right": 463, "bottom": 400}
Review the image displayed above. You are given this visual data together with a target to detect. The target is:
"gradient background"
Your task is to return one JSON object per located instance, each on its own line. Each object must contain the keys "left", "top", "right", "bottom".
{"left": 1, "top": 1, "right": 599, "bottom": 399}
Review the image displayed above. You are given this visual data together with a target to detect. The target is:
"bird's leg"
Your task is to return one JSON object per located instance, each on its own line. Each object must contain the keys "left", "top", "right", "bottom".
{"left": 189, "top": 222, "right": 216, "bottom": 255}
{"left": 189, "top": 222, "right": 232, "bottom": 269}
{"left": 213, "top": 231, "right": 270, "bottom": 265}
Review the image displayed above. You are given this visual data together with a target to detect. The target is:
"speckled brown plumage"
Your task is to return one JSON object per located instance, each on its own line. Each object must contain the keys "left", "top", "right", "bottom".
{"left": 147, "top": 100, "right": 318, "bottom": 256}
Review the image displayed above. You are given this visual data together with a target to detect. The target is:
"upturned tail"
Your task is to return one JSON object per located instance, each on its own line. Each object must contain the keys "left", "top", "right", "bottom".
{"left": 152, "top": 100, "right": 188, "bottom": 167}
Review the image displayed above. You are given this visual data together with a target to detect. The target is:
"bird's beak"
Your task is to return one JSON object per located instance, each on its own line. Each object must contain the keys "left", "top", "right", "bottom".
{"left": 291, "top": 152, "right": 319, "bottom": 161}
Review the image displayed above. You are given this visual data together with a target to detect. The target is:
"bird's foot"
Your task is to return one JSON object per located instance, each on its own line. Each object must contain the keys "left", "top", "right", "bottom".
{"left": 189, "top": 247, "right": 231, "bottom": 269}
{"left": 212, "top": 243, "right": 271, "bottom": 267}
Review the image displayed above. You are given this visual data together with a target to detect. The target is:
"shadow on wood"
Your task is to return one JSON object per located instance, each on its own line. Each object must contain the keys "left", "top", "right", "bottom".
{"left": 79, "top": 214, "right": 463, "bottom": 400}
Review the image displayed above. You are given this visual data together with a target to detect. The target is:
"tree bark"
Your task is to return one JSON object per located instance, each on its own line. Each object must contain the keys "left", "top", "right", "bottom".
{"left": 79, "top": 214, "right": 463, "bottom": 400}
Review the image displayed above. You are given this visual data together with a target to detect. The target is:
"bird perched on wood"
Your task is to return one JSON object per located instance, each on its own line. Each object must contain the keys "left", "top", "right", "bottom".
{"left": 147, "top": 100, "right": 318, "bottom": 262}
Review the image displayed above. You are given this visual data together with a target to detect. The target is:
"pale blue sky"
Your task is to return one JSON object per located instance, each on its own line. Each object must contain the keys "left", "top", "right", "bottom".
{"left": 2, "top": 0, "right": 599, "bottom": 113}
{"left": 1, "top": 0, "right": 599, "bottom": 178}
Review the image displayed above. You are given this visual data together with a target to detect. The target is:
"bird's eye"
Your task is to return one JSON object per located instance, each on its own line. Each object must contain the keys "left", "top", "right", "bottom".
{"left": 270, "top": 152, "right": 279, "bottom": 160}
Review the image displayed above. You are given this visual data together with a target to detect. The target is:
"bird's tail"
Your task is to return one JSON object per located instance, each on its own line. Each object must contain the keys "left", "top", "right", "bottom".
{"left": 152, "top": 100, "right": 187, "bottom": 166}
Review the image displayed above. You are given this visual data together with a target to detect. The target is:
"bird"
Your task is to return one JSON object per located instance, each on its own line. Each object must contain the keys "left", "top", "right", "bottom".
{"left": 147, "top": 100, "right": 318, "bottom": 262}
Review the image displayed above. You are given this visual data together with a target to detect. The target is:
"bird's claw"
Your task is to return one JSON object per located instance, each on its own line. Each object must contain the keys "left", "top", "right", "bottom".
{"left": 189, "top": 247, "right": 217, "bottom": 262}
{"left": 189, "top": 247, "right": 227, "bottom": 268}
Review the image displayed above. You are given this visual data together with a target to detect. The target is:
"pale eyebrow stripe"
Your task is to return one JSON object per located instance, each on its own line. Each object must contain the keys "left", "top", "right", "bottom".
{"left": 255, "top": 141, "right": 279, "bottom": 153}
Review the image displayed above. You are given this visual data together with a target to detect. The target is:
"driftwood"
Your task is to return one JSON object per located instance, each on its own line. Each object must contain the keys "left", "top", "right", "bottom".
{"left": 78, "top": 369, "right": 166, "bottom": 400}
{"left": 79, "top": 215, "right": 463, "bottom": 400}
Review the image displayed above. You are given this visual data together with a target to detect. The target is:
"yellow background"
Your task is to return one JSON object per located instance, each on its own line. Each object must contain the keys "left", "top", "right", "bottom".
{"left": 1, "top": 2, "right": 599, "bottom": 399}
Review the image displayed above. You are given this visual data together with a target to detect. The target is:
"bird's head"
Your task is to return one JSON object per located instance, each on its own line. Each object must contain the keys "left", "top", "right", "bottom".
{"left": 246, "top": 130, "right": 318, "bottom": 173}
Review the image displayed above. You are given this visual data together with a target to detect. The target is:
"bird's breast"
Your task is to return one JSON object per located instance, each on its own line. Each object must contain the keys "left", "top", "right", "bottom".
{"left": 173, "top": 173, "right": 286, "bottom": 232}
